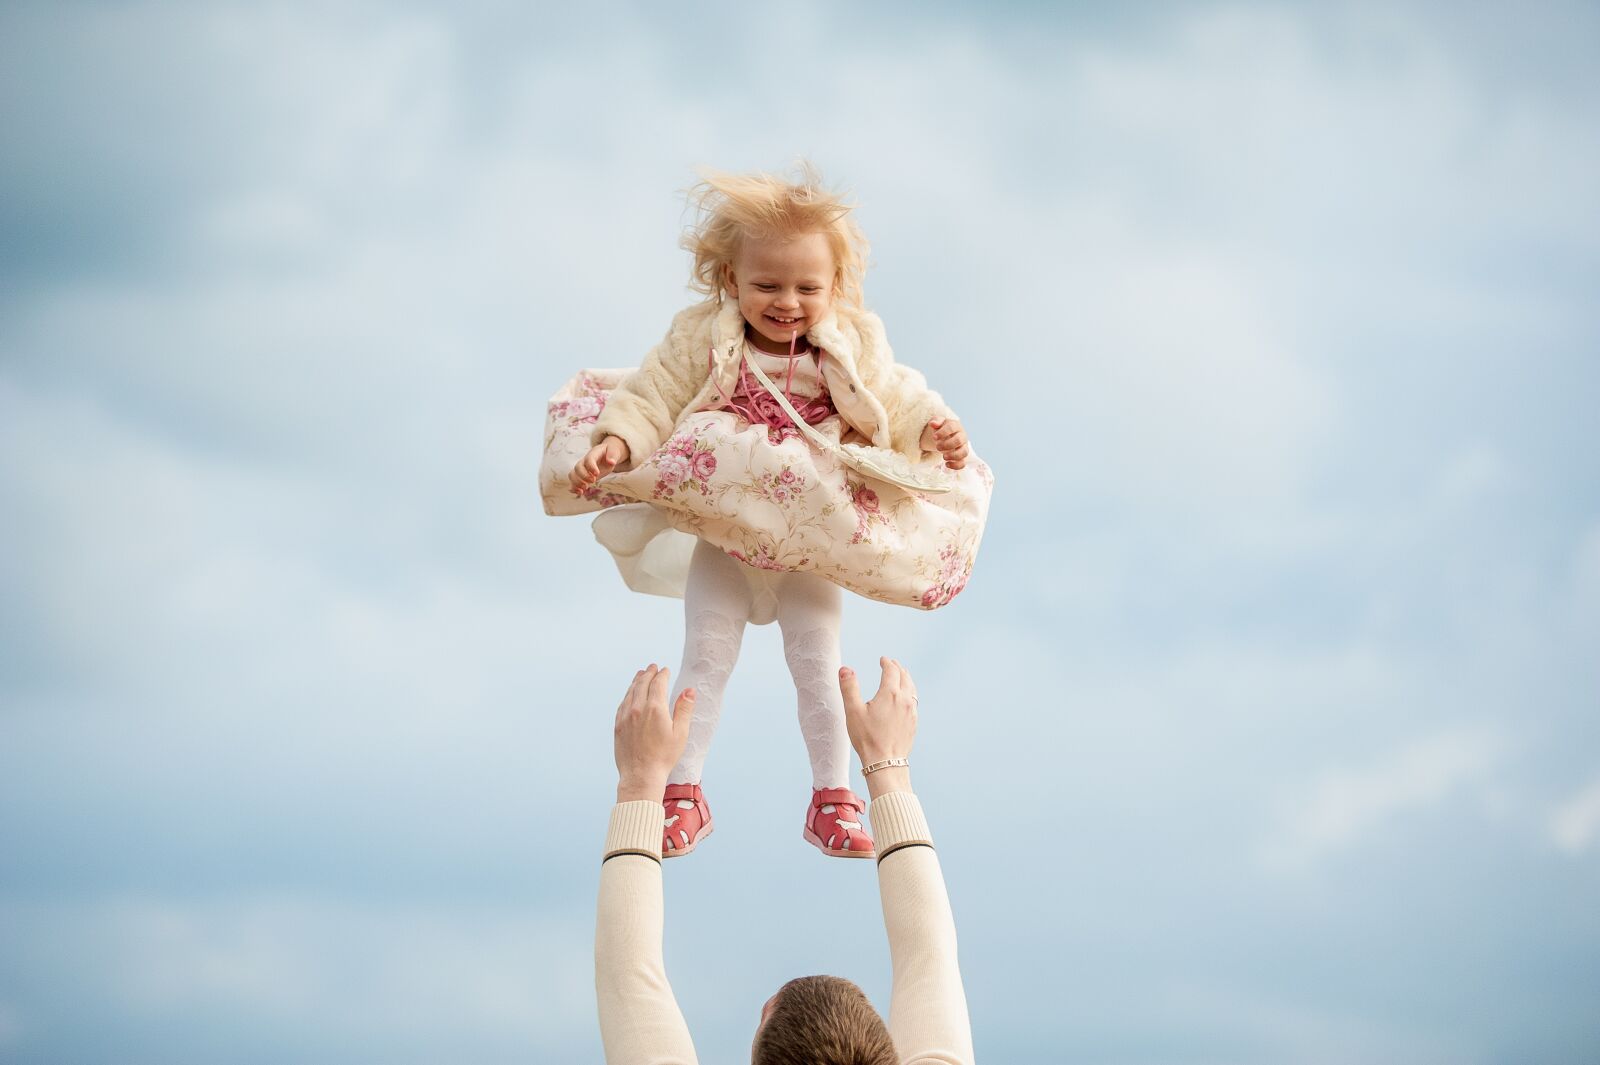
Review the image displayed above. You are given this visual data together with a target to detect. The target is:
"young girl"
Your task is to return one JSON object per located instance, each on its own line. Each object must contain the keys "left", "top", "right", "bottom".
{"left": 540, "top": 166, "right": 992, "bottom": 859}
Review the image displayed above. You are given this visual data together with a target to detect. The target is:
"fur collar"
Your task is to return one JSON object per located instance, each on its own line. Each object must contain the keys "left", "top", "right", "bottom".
{"left": 709, "top": 297, "right": 859, "bottom": 371}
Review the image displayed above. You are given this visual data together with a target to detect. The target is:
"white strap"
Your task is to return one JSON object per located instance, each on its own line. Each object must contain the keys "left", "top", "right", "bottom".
{"left": 742, "top": 350, "right": 954, "bottom": 494}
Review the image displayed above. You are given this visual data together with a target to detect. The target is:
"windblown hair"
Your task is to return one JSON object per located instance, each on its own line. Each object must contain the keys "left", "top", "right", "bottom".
{"left": 682, "top": 163, "right": 870, "bottom": 310}
{"left": 752, "top": 975, "right": 897, "bottom": 1065}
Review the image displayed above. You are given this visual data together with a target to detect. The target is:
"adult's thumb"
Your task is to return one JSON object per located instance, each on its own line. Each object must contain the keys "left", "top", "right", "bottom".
{"left": 837, "top": 666, "right": 862, "bottom": 709}
{"left": 672, "top": 689, "right": 697, "bottom": 728}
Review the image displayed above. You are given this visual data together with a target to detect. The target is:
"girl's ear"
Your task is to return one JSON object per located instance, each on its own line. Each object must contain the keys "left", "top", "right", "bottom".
{"left": 722, "top": 263, "right": 738, "bottom": 299}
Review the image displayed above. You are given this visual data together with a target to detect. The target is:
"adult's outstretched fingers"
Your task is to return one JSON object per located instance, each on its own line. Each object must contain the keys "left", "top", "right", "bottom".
{"left": 880, "top": 656, "right": 902, "bottom": 696}
{"left": 628, "top": 666, "right": 651, "bottom": 706}
{"left": 645, "top": 664, "right": 671, "bottom": 709}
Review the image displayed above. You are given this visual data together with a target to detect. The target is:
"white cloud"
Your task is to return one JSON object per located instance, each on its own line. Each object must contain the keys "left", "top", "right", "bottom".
{"left": 1262, "top": 729, "right": 1501, "bottom": 871}
{"left": 1549, "top": 777, "right": 1600, "bottom": 854}
{"left": 3, "top": 894, "right": 592, "bottom": 1048}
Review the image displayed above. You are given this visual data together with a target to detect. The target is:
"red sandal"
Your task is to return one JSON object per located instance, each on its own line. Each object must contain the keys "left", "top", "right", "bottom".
{"left": 662, "top": 783, "right": 713, "bottom": 858}
{"left": 803, "top": 787, "right": 875, "bottom": 858}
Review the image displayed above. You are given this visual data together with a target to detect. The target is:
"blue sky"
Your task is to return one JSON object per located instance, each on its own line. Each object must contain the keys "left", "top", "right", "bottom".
{"left": 2, "top": 2, "right": 1597, "bottom": 1062}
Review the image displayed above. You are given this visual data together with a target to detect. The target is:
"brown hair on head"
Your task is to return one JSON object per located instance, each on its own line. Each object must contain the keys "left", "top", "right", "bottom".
{"left": 752, "top": 975, "right": 897, "bottom": 1065}
{"left": 682, "top": 162, "right": 870, "bottom": 311}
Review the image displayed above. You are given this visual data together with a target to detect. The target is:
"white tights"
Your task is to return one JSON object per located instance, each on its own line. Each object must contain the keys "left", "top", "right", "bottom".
{"left": 666, "top": 539, "right": 849, "bottom": 790}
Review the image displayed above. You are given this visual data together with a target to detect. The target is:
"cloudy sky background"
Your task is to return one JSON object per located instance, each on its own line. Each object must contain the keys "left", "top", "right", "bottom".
{"left": 2, "top": 1, "right": 1597, "bottom": 1061}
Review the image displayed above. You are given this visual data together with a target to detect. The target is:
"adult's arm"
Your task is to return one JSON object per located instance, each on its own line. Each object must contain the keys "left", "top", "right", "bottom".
{"left": 595, "top": 802, "right": 698, "bottom": 1064}
{"left": 593, "top": 666, "right": 701, "bottom": 1064}
{"left": 870, "top": 773, "right": 975, "bottom": 1064}
{"left": 839, "top": 661, "right": 974, "bottom": 1064}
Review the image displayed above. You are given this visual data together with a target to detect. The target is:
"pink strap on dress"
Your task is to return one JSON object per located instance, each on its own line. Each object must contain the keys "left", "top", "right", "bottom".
{"left": 706, "top": 331, "right": 833, "bottom": 430}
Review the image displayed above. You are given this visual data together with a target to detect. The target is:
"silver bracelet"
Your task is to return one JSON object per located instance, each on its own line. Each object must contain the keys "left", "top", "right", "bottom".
{"left": 861, "top": 757, "right": 910, "bottom": 776}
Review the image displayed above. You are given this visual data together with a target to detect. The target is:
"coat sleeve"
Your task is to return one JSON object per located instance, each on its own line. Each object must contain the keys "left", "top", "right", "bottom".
{"left": 852, "top": 313, "right": 955, "bottom": 459}
{"left": 591, "top": 306, "right": 713, "bottom": 468}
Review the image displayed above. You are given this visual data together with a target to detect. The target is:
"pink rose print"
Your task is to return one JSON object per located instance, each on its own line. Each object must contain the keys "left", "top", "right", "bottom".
{"left": 729, "top": 543, "right": 806, "bottom": 572}
{"left": 656, "top": 451, "right": 691, "bottom": 488}
{"left": 652, "top": 428, "right": 718, "bottom": 499}
{"left": 848, "top": 481, "right": 884, "bottom": 545}
{"left": 549, "top": 376, "right": 608, "bottom": 427}
{"left": 766, "top": 424, "right": 801, "bottom": 445}
{"left": 919, "top": 542, "right": 972, "bottom": 609}
{"left": 571, "top": 483, "right": 628, "bottom": 508}
{"left": 752, "top": 466, "right": 808, "bottom": 508}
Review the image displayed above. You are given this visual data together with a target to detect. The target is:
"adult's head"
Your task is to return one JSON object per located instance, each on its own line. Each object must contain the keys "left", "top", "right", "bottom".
{"left": 751, "top": 975, "right": 896, "bottom": 1064}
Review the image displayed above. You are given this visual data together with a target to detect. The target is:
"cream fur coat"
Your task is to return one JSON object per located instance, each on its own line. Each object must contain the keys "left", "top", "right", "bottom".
{"left": 591, "top": 298, "right": 952, "bottom": 468}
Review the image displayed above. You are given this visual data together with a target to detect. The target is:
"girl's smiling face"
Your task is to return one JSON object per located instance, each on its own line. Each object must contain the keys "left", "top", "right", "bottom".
{"left": 726, "top": 231, "right": 835, "bottom": 354}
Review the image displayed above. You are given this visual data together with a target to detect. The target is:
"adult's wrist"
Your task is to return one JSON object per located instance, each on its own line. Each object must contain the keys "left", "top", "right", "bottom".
{"left": 616, "top": 774, "right": 667, "bottom": 804}
{"left": 863, "top": 765, "right": 912, "bottom": 800}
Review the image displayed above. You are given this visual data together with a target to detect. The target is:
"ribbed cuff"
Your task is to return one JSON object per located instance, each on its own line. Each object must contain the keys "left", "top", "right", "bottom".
{"left": 602, "top": 800, "right": 663, "bottom": 863}
{"left": 867, "top": 790, "right": 933, "bottom": 859}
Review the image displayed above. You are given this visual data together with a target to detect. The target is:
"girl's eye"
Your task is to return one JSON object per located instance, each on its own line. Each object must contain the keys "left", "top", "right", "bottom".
{"left": 800, "top": 287, "right": 820, "bottom": 294}
{"left": 755, "top": 284, "right": 777, "bottom": 292}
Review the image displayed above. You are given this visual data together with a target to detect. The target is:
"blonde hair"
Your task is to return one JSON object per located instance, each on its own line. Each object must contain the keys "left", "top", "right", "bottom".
{"left": 682, "top": 163, "right": 870, "bottom": 310}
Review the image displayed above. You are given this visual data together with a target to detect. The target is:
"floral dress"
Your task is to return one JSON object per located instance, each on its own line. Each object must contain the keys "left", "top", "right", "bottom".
{"left": 540, "top": 344, "right": 993, "bottom": 611}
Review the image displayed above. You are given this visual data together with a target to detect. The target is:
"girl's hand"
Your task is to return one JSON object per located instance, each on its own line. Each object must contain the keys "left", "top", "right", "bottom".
{"left": 920, "top": 417, "right": 970, "bottom": 470}
{"left": 614, "top": 665, "right": 696, "bottom": 803}
{"left": 571, "top": 435, "right": 630, "bottom": 490}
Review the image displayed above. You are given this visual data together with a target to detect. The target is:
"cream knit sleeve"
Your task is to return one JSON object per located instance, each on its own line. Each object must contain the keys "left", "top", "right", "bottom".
{"left": 870, "top": 790, "right": 976, "bottom": 1064}
{"left": 853, "top": 314, "right": 955, "bottom": 459}
{"left": 594, "top": 801, "right": 698, "bottom": 1064}
{"left": 591, "top": 307, "right": 712, "bottom": 467}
